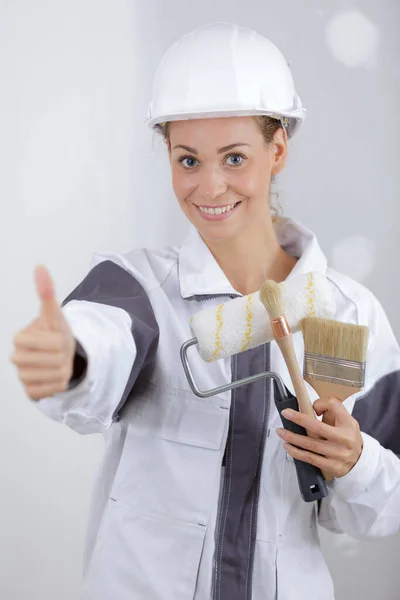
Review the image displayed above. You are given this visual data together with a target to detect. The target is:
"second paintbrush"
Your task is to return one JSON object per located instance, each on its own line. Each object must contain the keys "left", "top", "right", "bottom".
{"left": 301, "top": 317, "right": 369, "bottom": 402}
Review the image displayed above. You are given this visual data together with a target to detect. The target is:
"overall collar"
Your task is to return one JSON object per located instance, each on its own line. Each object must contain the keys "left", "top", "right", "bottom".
{"left": 178, "top": 218, "right": 327, "bottom": 299}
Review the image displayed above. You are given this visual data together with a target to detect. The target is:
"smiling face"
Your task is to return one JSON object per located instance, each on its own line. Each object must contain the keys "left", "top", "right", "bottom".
{"left": 167, "top": 116, "right": 287, "bottom": 243}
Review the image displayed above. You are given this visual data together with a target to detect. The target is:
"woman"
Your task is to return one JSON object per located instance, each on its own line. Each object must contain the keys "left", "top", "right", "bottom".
{"left": 11, "top": 22, "right": 400, "bottom": 600}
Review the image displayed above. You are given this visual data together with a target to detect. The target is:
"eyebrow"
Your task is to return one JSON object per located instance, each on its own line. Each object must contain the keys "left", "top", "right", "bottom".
{"left": 172, "top": 143, "right": 250, "bottom": 154}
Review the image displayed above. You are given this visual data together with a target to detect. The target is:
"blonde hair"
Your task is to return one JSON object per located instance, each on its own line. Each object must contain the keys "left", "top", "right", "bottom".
{"left": 156, "top": 116, "right": 284, "bottom": 221}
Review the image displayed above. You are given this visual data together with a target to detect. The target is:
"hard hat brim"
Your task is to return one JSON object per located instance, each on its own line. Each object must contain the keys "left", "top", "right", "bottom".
{"left": 148, "top": 107, "right": 306, "bottom": 138}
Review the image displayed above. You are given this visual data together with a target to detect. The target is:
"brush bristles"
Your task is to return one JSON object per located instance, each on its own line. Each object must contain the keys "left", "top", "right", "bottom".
{"left": 301, "top": 318, "right": 369, "bottom": 363}
{"left": 259, "top": 280, "right": 284, "bottom": 320}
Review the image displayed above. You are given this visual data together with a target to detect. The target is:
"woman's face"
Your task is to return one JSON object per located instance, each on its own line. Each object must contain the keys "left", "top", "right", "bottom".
{"left": 168, "top": 116, "right": 287, "bottom": 242}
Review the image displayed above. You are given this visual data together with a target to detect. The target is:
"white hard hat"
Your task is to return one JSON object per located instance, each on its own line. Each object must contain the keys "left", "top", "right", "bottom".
{"left": 147, "top": 22, "right": 306, "bottom": 137}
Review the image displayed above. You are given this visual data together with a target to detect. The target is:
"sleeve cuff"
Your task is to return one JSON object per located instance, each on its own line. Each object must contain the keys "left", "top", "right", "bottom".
{"left": 328, "top": 432, "right": 381, "bottom": 500}
{"left": 67, "top": 338, "right": 89, "bottom": 391}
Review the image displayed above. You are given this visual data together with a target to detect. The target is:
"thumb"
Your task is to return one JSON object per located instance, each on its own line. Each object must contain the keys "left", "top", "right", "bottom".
{"left": 314, "top": 397, "right": 346, "bottom": 425}
{"left": 34, "top": 265, "right": 63, "bottom": 329}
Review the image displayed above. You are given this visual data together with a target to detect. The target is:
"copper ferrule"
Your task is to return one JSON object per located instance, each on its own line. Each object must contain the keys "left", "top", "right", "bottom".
{"left": 270, "top": 316, "right": 291, "bottom": 339}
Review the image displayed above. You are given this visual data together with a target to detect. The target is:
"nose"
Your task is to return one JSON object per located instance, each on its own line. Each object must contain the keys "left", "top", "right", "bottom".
{"left": 198, "top": 164, "right": 228, "bottom": 202}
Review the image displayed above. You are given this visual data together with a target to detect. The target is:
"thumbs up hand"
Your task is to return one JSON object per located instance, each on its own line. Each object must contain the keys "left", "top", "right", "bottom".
{"left": 10, "top": 266, "right": 77, "bottom": 400}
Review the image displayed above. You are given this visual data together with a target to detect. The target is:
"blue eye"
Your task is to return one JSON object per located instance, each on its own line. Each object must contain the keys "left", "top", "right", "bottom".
{"left": 226, "top": 154, "right": 245, "bottom": 166}
{"left": 178, "top": 153, "right": 246, "bottom": 168}
{"left": 179, "top": 156, "right": 198, "bottom": 169}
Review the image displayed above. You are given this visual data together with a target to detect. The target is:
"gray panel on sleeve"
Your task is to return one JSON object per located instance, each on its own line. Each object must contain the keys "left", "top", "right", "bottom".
{"left": 62, "top": 260, "right": 159, "bottom": 417}
{"left": 352, "top": 370, "right": 400, "bottom": 455}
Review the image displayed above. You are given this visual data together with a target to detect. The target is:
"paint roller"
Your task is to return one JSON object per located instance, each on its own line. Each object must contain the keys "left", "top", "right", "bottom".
{"left": 181, "top": 270, "right": 335, "bottom": 401}
{"left": 182, "top": 271, "right": 335, "bottom": 366}
{"left": 180, "top": 271, "right": 336, "bottom": 503}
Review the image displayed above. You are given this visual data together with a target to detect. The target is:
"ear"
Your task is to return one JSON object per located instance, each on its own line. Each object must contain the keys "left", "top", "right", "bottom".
{"left": 271, "top": 127, "right": 287, "bottom": 175}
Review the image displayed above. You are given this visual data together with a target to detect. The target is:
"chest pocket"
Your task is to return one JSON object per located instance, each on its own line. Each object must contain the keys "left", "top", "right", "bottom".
{"left": 111, "top": 380, "right": 229, "bottom": 526}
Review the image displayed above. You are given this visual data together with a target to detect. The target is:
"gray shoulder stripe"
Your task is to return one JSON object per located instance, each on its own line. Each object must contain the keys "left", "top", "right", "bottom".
{"left": 62, "top": 260, "right": 159, "bottom": 417}
{"left": 352, "top": 370, "right": 400, "bottom": 455}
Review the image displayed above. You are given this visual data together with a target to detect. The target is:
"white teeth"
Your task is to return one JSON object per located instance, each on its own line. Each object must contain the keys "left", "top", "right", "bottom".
{"left": 199, "top": 203, "right": 237, "bottom": 215}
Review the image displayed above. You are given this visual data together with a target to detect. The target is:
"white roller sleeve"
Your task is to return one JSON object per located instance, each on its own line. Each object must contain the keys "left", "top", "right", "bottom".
{"left": 190, "top": 272, "right": 336, "bottom": 362}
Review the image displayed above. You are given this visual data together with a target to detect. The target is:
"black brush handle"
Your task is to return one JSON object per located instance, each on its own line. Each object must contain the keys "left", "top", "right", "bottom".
{"left": 273, "top": 382, "right": 329, "bottom": 503}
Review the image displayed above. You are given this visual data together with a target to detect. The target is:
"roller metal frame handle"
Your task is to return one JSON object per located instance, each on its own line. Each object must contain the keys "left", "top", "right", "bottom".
{"left": 180, "top": 337, "right": 329, "bottom": 503}
{"left": 180, "top": 337, "right": 288, "bottom": 399}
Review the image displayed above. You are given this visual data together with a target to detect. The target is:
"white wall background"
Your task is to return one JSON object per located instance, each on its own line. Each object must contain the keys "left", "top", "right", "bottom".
{"left": 1, "top": 1, "right": 399, "bottom": 599}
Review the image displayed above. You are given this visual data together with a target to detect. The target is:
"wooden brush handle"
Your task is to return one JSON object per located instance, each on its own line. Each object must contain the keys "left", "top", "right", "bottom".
{"left": 276, "top": 335, "right": 333, "bottom": 481}
{"left": 276, "top": 336, "right": 314, "bottom": 418}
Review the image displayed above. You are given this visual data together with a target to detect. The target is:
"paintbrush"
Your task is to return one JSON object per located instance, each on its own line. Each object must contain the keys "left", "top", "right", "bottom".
{"left": 260, "top": 280, "right": 317, "bottom": 420}
{"left": 301, "top": 318, "right": 369, "bottom": 401}
{"left": 260, "top": 280, "right": 332, "bottom": 481}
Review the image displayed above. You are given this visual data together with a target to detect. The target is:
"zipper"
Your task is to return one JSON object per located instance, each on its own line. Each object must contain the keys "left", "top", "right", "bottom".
{"left": 245, "top": 343, "right": 272, "bottom": 599}
{"left": 213, "top": 352, "right": 237, "bottom": 600}
{"left": 186, "top": 293, "right": 239, "bottom": 302}
{"left": 187, "top": 291, "right": 240, "bottom": 599}
{"left": 191, "top": 291, "right": 270, "bottom": 598}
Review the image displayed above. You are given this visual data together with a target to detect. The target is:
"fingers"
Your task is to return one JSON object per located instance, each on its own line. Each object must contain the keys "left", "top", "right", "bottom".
{"left": 10, "top": 327, "right": 77, "bottom": 401}
{"left": 277, "top": 428, "right": 350, "bottom": 461}
{"left": 23, "top": 381, "right": 70, "bottom": 401}
{"left": 279, "top": 400, "right": 364, "bottom": 478}
{"left": 34, "top": 265, "right": 63, "bottom": 330}
{"left": 11, "top": 272, "right": 77, "bottom": 401}
{"left": 283, "top": 442, "right": 348, "bottom": 478}
{"left": 17, "top": 366, "right": 71, "bottom": 384}
{"left": 13, "top": 329, "right": 66, "bottom": 352}
{"left": 10, "top": 347, "right": 67, "bottom": 368}
{"left": 280, "top": 408, "right": 343, "bottom": 443}
{"left": 313, "top": 397, "right": 348, "bottom": 419}
{"left": 11, "top": 346, "right": 73, "bottom": 400}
